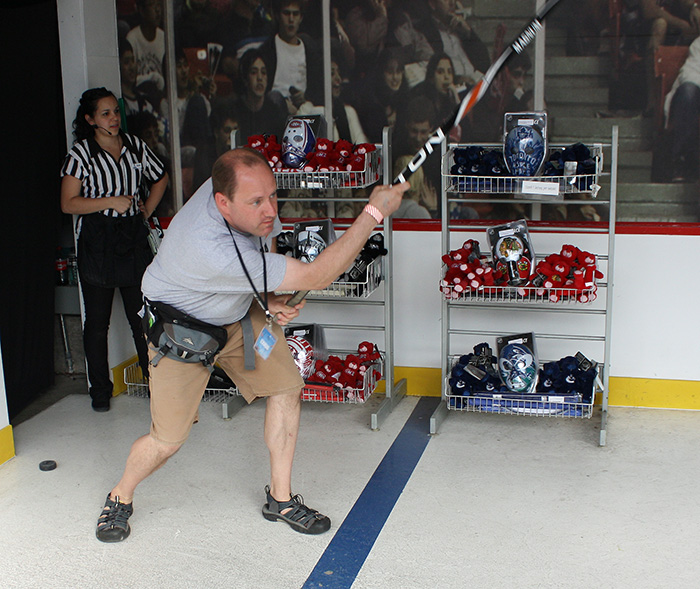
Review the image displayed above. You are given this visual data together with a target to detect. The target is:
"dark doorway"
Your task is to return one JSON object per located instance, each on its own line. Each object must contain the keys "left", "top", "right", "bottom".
{"left": 0, "top": 0, "right": 67, "bottom": 419}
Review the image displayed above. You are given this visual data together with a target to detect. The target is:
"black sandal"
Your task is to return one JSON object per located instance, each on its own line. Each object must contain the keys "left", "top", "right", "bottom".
{"left": 96, "top": 493, "right": 133, "bottom": 543}
{"left": 262, "top": 485, "right": 331, "bottom": 535}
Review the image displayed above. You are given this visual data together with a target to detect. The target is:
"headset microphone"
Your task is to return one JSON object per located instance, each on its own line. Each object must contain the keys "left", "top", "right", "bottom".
{"left": 92, "top": 123, "right": 112, "bottom": 136}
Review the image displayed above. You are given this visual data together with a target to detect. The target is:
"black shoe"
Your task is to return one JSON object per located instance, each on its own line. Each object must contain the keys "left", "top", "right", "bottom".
{"left": 91, "top": 398, "right": 110, "bottom": 412}
{"left": 96, "top": 493, "right": 133, "bottom": 542}
{"left": 262, "top": 485, "right": 331, "bottom": 535}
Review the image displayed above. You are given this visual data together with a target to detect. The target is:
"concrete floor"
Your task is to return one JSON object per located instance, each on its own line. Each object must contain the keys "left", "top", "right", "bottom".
{"left": 2, "top": 379, "right": 700, "bottom": 589}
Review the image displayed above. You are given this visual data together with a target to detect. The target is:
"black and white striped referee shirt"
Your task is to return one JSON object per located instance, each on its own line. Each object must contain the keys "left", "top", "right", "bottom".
{"left": 60, "top": 132, "right": 166, "bottom": 218}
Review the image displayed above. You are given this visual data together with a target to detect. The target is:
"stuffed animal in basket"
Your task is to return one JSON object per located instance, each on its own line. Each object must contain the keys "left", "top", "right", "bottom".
{"left": 536, "top": 354, "right": 597, "bottom": 402}
{"left": 346, "top": 143, "right": 375, "bottom": 172}
{"left": 266, "top": 134, "right": 282, "bottom": 168}
{"left": 304, "top": 137, "right": 334, "bottom": 172}
{"left": 358, "top": 341, "right": 381, "bottom": 365}
{"left": 331, "top": 139, "right": 353, "bottom": 171}
{"left": 449, "top": 343, "right": 503, "bottom": 396}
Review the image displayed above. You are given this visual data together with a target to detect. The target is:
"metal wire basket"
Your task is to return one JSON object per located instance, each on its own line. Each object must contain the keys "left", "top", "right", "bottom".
{"left": 441, "top": 278, "right": 598, "bottom": 305}
{"left": 280, "top": 256, "right": 383, "bottom": 299}
{"left": 123, "top": 361, "right": 240, "bottom": 404}
{"left": 274, "top": 147, "right": 381, "bottom": 190}
{"left": 443, "top": 144, "right": 604, "bottom": 198}
{"left": 443, "top": 355, "right": 596, "bottom": 418}
{"left": 301, "top": 355, "right": 383, "bottom": 404}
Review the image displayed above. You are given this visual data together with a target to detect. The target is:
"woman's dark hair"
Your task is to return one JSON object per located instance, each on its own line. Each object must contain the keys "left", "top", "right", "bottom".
{"left": 72, "top": 87, "right": 117, "bottom": 141}
{"left": 373, "top": 48, "right": 407, "bottom": 102}
{"left": 425, "top": 52, "right": 454, "bottom": 88}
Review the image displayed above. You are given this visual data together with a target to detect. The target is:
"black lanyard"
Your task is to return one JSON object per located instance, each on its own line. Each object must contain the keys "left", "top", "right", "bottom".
{"left": 225, "top": 221, "right": 273, "bottom": 324}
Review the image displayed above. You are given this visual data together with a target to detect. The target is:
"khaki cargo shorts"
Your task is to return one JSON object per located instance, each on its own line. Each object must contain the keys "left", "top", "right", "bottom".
{"left": 148, "top": 303, "right": 303, "bottom": 445}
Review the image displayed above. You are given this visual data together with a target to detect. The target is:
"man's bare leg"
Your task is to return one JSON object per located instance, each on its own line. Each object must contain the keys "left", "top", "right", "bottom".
{"left": 261, "top": 391, "right": 331, "bottom": 534}
{"left": 96, "top": 434, "right": 181, "bottom": 542}
{"left": 109, "top": 434, "right": 182, "bottom": 503}
{"left": 264, "top": 392, "right": 301, "bottom": 502}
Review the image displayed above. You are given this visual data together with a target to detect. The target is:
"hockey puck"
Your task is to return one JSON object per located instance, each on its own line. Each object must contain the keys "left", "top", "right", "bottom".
{"left": 39, "top": 460, "right": 57, "bottom": 471}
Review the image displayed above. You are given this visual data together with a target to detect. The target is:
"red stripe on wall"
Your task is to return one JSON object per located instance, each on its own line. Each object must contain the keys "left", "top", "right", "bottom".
{"left": 167, "top": 217, "right": 700, "bottom": 236}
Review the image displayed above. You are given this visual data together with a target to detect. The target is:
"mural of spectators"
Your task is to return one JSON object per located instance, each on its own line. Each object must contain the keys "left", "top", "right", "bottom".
{"left": 344, "top": 0, "right": 389, "bottom": 77}
{"left": 259, "top": 0, "right": 323, "bottom": 115}
{"left": 616, "top": 0, "right": 700, "bottom": 112}
{"left": 471, "top": 49, "right": 535, "bottom": 142}
{"left": 299, "top": 0, "right": 356, "bottom": 74}
{"left": 193, "top": 100, "right": 241, "bottom": 192}
{"left": 126, "top": 0, "right": 166, "bottom": 107}
{"left": 383, "top": 0, "right": 434, "bottom": 88}
{"left": 127, "top": 111, "right": 174, "bottom": 217}
{"left": 119, "top": 38, "right": 157, "bottom": 118}
{"left": 159, "top": 47, "right": 215, "bottom": 152}
{"left": 663, "top": 35, "right": 700, "bottom": 181}
{"left": 412, "top": 0, "right": 490, "bottom": 87}
{"left": 218, "top": 0, "right": 275, "bottom": 83}
{"left": 408, "top": 52, "right": 467, "bottom": 142}
{"left": 392, "top": 96, "right": 441, "bottom": 217}
{"left": 350, "top": 47, "right": 409, "bottom": 143}
{"left": 175, "top": 0, "right": 226, "bottom": 51}
{"left": 234, "top": 48, "right": 289, "bottom": 142}
{"left": 297, "top": 52, "right": 369, "bottom": 144}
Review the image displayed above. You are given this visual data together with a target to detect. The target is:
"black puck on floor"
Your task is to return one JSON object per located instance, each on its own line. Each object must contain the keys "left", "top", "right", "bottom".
{"left": 39, "top": 460, "right": 57, "bottom": 471}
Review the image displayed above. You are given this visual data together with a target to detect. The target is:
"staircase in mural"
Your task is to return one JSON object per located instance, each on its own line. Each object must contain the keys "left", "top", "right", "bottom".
{"left": 471, "top": 0, "right": 699, "bottom": 222}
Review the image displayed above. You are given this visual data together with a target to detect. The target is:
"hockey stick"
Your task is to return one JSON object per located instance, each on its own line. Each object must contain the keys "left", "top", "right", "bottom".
{"left": 393, "top": 0, "right": 563, "bottom": 185}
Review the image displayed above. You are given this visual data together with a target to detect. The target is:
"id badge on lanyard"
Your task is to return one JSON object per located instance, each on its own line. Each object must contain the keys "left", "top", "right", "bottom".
{"left": 254, "top": 324, "right": 277, "bottom": 360}
{"left": 226, "top": 221, "right": 278, "bottom": 360}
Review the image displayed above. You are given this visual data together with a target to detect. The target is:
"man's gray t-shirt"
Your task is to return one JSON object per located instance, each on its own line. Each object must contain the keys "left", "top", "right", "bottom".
{"left": 142, "top": 179, "right": 287, "bottom": 326}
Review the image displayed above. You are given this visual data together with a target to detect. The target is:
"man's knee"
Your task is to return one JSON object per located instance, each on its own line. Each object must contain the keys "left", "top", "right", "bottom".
{"left": 148, "top": 435, "right": 184, "bottom": 459}
{"left": 267, "top": 390, "right": 302, "bottom": 412}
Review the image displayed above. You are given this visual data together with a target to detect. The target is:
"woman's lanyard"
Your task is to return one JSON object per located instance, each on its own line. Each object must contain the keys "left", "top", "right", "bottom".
{"left": 225, "top": 220, "right": 274, "bottom": 325}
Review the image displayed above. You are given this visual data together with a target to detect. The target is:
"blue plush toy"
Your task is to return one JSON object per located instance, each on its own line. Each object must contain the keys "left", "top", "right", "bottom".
{"left": 449, "top": 343, "right": 503, "bottom": 396}
{"left": 536, "top": 361, "right": 562, "bottom": 393}
{"left": 536, "top": 354, "right": 597, "bottom": 400}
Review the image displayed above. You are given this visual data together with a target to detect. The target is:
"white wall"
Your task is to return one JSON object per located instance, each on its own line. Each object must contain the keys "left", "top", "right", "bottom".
{"left": 388, "top": 230, "right": 700, "bottom": 382}
{"left": 610, "top": 234, "right": 700, "bottom": 380}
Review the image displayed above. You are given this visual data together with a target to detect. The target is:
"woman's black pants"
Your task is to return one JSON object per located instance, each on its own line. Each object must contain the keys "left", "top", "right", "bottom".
{"left": 80, "top": 281, "right": 150, "bottom": 403}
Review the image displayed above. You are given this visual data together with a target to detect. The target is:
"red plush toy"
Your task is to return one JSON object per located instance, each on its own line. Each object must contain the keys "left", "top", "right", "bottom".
{"left": 357, "top": 341, "right": 381, "bottom": 365}
{"left": 246, "top": 134, "right": 267, "bottom": 155}
{"left": 439, "top": 239, "right": 603, "bottom": 303}
{"left": 266, "top": 134, "right": 282, "bottom": 168}
{"left": 304, "top": 138, "right": 334, "bottom": 172}
{"left": 560, "top": 244, "right": 582, "bottom": 265}
{"left": 441, "top": 267, "right": 469, "bottom": 293}
{"left": 332, "top": 139, "right": 353, "bottom": 171}
{"left": 345, "top": 143, "right": 374, "bottom": 171}
{"left": 440, "top": 240, "right": 495, "bottom": 296}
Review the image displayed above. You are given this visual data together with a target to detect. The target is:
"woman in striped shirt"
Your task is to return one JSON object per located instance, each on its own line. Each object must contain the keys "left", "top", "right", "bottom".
{"left": 61, "top": 87, "right": 168, "bottom": 412}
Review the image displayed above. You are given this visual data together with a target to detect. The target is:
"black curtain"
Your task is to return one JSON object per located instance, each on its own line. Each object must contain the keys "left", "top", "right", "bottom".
{"left": 0, "top": 0, "right": 66, "bottom": 418}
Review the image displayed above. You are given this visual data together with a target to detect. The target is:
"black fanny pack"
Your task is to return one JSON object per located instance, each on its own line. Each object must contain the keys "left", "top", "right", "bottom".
{"left": 143, "top": 299, "right": 228, "bottom": 370}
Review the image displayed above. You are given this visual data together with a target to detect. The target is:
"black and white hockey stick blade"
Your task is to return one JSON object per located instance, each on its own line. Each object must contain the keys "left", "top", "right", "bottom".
{"left": 393, "top": 0, "right": 564, "bottom": 185}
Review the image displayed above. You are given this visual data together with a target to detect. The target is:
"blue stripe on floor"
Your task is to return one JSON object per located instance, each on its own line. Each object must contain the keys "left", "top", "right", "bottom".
{"left": 302, "top": 396, "right": 440, "bottom": 589}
